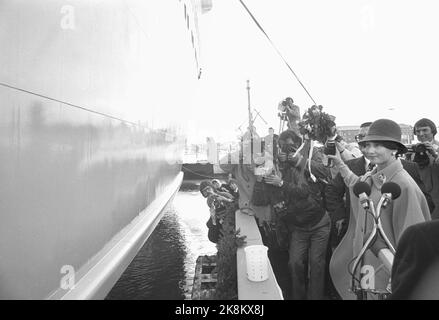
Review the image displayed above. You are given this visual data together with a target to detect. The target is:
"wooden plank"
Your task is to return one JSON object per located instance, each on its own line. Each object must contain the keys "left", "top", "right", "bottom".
{"left": 191, "top": 255, "right": 217, "bottom": 300}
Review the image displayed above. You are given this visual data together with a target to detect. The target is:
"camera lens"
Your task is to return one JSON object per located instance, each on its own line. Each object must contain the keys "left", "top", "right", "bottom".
{"left": 324, "top": 141, "right": 336, "bottom": 156}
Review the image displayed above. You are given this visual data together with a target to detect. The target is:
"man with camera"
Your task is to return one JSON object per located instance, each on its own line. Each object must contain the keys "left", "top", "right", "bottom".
{"left": 264, "top": 129, "right": 332, "bottom": 300}
{"left": 409, "top": 118, "right": 439, "bottom": 162}
{"left": 278, "top": 97, "right": 301, "bottom": 134}
{"left": 199, "top": 180, "right": 234, "bottom": 243}
{"left": 408, "top": 118, "right": 439, "bottom": 219}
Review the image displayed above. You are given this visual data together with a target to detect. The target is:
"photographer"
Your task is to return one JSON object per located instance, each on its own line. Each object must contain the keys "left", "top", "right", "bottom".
{"left": 199, "top": 180, "right": 234, "bottom": 243}
{"left": 278, "top": 97, "right": 301, "bottom": 134}
{"left": 221, "top": 174, "right": 239, "bottom": 199}
{"left": 409, "top": 118, "right": 439, "bottom": 219}
{"left": 211, "top": 179, "right": 230, "bottom": 194}
{"left": 265, "top": 129, "right": 332, "bottom": 300}
{"left": 408, "top": 118, "right": 439, "bottom": 165}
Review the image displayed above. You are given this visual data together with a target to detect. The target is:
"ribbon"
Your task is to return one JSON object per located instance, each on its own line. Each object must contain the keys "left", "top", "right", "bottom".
{"left": 293, "top": 138, "right": 316, "bottom": 182}
{"left": 308, "top": 140, "right": 316, "bottom": 182}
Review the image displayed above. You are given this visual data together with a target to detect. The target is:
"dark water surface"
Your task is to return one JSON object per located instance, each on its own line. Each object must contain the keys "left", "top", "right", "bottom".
{"left": 106, "top": 184, "right": 216, "bottom": 300}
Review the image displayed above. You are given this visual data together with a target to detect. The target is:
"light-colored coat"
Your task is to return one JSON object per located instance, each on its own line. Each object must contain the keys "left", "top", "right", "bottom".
{"left": 330, "top": 159, "right": 431, "bottom": 299}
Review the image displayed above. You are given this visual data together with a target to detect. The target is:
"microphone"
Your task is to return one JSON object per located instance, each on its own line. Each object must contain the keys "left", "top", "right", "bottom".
{"left": 353, "top": 182, "right": 372, "bottom": 210}
{"left": 380, "top": 182, "right": 401, "bottom": 209}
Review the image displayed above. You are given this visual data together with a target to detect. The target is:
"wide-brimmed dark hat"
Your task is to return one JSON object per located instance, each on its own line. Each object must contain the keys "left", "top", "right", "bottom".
{"left": 361, "top": 119, "right": 407, "bottom": 153}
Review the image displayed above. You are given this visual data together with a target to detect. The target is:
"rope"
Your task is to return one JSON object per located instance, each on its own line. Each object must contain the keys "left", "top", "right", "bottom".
{"left": 238, "top": 0, "right": 317, "bottom": 105}
{"left": 0, "top": 81, "right": 142, "bottom": 127}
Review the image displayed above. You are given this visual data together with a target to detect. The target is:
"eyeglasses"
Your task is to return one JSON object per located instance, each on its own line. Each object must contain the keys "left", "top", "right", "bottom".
{"left": 355, "top": 134, "right": 366, "bottom": 142}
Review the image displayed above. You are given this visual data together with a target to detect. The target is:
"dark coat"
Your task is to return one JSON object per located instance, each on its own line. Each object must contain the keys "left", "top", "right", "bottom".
{"left": 401, "top": 159, "right": 435, "bottom": 214}
{"left": 325, "top": 157, "right": 367, "bottom": 223}
{"left": 206, "top": 217, "right": 222, "bottom": 243}
{"left": 280, "top": 147, "right": 331, "bottom": 229}
{"left": 390, "top": 219, "right": 439, "bottom": 299}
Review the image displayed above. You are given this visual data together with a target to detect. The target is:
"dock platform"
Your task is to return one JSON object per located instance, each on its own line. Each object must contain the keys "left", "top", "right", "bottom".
{"left": 191, "top": 255, "right": 218, "bottom": 300}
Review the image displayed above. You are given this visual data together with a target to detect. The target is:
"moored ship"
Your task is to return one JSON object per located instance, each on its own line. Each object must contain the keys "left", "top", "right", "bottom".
{"left": 0, "top": 0, "right": 212, "bottom": 299}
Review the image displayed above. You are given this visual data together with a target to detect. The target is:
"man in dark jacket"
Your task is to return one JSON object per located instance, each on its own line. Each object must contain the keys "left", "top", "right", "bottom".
{"left": 390, "top": 219, "right": 439, "bottom": 299}
{"left": 265, "top": 130, "right": 332, "bottom": 300}
{"left": 408, "top": 118, "right": 439, "bottom": 219}
{"left": 326, "top": 123, "right": 373, "bottom": 246}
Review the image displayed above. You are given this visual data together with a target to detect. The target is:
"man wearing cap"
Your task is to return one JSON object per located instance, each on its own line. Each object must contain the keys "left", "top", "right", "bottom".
{"left": 328, "top": 119, "right": 431, "bottom": 300}
{"left": 411, "top": 118, "right": 439, "bottom": 219}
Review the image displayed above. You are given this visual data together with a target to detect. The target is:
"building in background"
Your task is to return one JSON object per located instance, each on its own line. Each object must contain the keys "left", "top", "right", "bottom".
{"left": 400, "top": 124, "right": 415, "bottom": 144}
{"left": 338, "top": 124, "right": 415, "bottom": 144}
{"left": 337, "top": 126, "right": 360, "bottom": 143}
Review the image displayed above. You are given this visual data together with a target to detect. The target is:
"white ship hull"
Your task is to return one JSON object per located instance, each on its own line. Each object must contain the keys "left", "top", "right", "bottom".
{"left": 0, "top": 0, "right": 210, "bottom": 299}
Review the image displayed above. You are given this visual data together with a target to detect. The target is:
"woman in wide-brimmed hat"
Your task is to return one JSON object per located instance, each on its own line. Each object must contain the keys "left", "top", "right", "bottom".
{"left": 327, "top": 119, "right": 431, "bottom": 300}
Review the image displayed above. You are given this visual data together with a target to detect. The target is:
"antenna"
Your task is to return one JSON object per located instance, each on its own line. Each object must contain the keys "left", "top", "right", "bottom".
{"left": 246, "top": 80, "right": 254, "bottom": 137}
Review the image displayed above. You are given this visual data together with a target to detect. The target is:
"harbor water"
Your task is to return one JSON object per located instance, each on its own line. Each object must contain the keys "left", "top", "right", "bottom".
{"left": 106, "top": 182, "right": 216, "bottom": 300}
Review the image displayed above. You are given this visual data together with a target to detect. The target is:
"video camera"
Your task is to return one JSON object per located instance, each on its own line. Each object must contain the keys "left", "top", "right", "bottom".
{"left": 324, "top": 140, "right": 336, "bottom": 156}
{"left": 278, "top": 97, "right": 294, "bottom": 112}
{"left": 277, "top": 97, "right": 301, "bottom": 129}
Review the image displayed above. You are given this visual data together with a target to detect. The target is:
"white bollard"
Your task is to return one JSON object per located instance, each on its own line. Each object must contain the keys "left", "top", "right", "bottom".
{"left": 244, "top": 245, "right": 269, "bottom": 282}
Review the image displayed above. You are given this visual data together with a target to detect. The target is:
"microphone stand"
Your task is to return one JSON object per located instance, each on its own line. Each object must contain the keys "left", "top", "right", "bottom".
{"left": 350, "top": 197, "right": 395, "bottom": 300}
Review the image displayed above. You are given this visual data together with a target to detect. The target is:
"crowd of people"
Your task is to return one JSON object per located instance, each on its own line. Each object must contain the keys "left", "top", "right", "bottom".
{"left": 198, "top": 104, "right": 439, "bottom": 300}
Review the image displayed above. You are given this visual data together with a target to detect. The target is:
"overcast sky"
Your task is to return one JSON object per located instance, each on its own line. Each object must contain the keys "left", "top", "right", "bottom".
{"left": 185, "top": 0, "right": 439, "bottom": 143}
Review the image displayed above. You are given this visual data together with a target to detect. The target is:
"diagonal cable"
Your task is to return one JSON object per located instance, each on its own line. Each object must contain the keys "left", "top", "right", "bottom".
{"left": 238, "top": 0, "right": 317, "bottom": 105}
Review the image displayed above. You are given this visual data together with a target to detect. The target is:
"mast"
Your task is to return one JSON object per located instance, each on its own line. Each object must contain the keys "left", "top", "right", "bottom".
{"left": 246, "top": 80, "right": 254, "bottom": 164}
{"left": 246, "top": 80, "right": 253, "bottom": 138}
